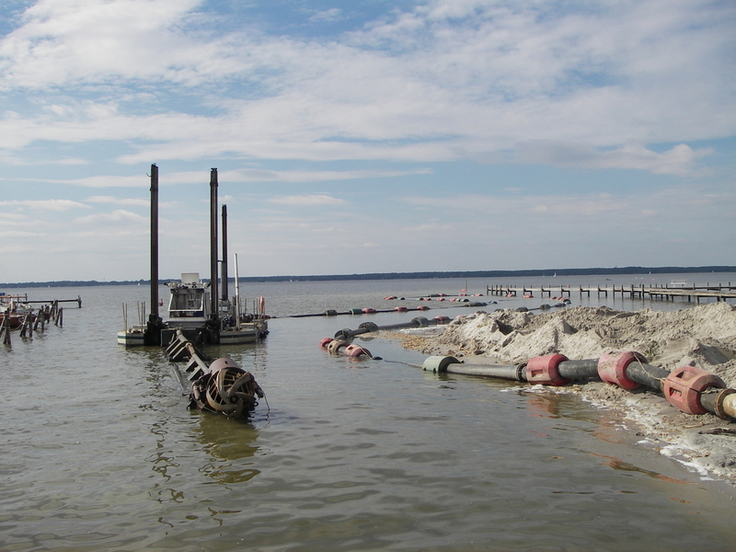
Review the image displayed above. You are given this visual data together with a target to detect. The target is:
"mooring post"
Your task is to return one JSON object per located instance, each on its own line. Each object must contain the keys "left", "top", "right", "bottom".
{"left": 143, "top": 164, "right": 164, "bottom": 346}
{"left": 209, "top": 168, "right": 219, "bottom": 324}
{"left": 221, "top": 204, "right": 228, "bottom": 302}
{"left": 1, "top": 309, "right": 10, "bottom": 346}
{"left": 150, "top": 163, "right": 159, "bottom": 320}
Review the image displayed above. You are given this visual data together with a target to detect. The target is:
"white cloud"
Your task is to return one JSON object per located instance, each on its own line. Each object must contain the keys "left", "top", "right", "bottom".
{"left": 0, "top": 199, "right": 90, "bottom": 210}
{"left": 0, "top": 0, "right": 733, "bottom": 171}
{"left": 0, "top": 1, "right": 734, "bottom": 280}
{"left": 74, "top": 209, "right": 146, "bottom": 224}
{"left": 42, "top": 175, "right": 151, "bottom": 188}
{"left": 269, "top": 194, "right": 347, "bottom": 206}
{"left": 308, "top": 8, "right": 343, "bottom": 23}
{"left": 0, "top": 0, "right": 243, "bottom": 89}
{"left": 85, "top": 195, "right": 150, "bottom": 206}
{"left": 514, "top": 141, "right": 713, "bottom": 176}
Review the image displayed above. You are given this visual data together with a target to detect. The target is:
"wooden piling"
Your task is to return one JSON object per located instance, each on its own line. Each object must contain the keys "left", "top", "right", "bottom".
{"left": 1, "top": 309, "right": 10, "bottom": 346}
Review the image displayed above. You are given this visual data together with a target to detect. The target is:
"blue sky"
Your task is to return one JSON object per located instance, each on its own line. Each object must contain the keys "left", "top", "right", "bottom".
{"left": 1, "top": 0, "right": 734, "bottom": 283}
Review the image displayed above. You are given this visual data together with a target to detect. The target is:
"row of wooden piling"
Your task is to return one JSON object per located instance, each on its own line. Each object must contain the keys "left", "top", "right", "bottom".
{"left": 1, "top": 302, "right": 64, "bottom": 347}
{"left": 487, "top": 282, "right": 736, "bottom": 303}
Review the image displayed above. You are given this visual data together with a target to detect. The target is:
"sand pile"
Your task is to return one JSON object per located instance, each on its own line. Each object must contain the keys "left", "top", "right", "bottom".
{"left": 387, "top": 302, "right": 736, "bottom": 482}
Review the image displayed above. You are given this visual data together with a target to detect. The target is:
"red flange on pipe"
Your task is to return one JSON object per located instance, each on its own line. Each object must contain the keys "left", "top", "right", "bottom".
{"left": 597, "top": 351, "right": 646, "bottom": 390}
{"left": 525, "top": 354, "right": 570, "bottom": 386}
{"left": 663, "top": 366, "right": 726, "bottom": 415}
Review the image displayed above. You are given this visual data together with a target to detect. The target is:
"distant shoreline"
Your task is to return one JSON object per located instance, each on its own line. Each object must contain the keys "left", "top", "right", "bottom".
{"left": 2, "top": 266, "right": 735, "bottom": 288}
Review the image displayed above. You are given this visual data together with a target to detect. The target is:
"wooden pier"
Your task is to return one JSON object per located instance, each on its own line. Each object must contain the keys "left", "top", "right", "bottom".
{"left": 486, "top": 283, "right": 736, "bottom": 303}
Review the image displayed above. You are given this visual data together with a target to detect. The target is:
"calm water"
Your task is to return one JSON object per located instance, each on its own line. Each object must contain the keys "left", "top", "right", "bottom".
{"left": 2, "top": 273, "right": 735, "bottom": 551}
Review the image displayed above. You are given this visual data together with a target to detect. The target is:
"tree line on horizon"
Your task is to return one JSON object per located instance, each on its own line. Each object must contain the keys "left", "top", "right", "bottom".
{"left": 2, "top": 266, "right": 734, "bottom": 288}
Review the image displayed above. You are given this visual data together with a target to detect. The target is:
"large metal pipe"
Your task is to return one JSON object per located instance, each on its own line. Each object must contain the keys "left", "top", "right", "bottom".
{"left": 700, "top": 389, "right": 736, "bottom": 420}
{"left": 209, "top": 168, "right": 219, "bottom": 319}
{"left": 626, "top": 362, "right": 670, "bottom": 391}
{"left": 221, "top": 204, "right": 228, "bottom": 302}
{"left": 422, "top": 356, "right": 522, "bottom": 380}
{"left": 150, "top": 164, "right": 159, "bottom": 318}
{"left": 447, "top": 363, "right": 522, "bottom": 379}
{"left": 558, "top": 359, "right": 599, "bottom": 380}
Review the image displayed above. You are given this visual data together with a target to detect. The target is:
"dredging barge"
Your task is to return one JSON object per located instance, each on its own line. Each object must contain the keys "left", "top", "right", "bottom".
{"left": 117, "top": 165, "right": 268, "bottom": 348}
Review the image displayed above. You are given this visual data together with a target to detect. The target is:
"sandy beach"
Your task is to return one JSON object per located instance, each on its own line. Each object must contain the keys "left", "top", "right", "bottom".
{"left": 385, "top": 301, "right": 736, "bottom": 483}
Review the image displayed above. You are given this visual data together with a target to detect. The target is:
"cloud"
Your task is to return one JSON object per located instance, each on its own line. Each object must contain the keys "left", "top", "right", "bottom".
{"left": 86, "top": 196, "right": 151, "bottom": 207}
{"left": 0, "top": 0, "right": 241, "bottom": 89}
{"left": 0, "top": 229, "right": 45, "bottom": 238}
{"left": 403, "top": 192, "right": 633, "bottom": 218}
{"left": 515, "top": 141, "right": 713, "bottom": 176}
{"left": 37, "top": 175, "right": 151, "bottom": 188}
{"left": 74, "top": 209, "right": 146, "bottom": 224}
{"left": 308, "top": 8, "right": 343, "bottom": 23}
{"left": 0, "top": 199, "right": 90, "bottom": 210}
{"left": 268, "top": 194, "right": 347, "bottom": 206}
{"left": 0, "top": 0, "right": 733, "bottom": 172}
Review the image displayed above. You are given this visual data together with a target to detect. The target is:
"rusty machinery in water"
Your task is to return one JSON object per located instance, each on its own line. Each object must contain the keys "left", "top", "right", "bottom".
{"left": 166, "top": 328, "right": 264, "bottom": 419}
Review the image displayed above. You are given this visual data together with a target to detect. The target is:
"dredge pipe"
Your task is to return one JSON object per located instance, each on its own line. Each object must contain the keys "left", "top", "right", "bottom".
{"left": 625, "top": 362, "right": 670, "bottom": 391}
{"left": 422, "top": 356, "right": 522, "bottom": 380}
{"left": 700, "top": 389, "right": 736, "bottom": 421}
{"left": 557, "top": 359, "right": 599, "bottom": 380}
{"left": 447, "top": 363, "right": 522, "bottom": 379}
{"left": 335, "top": 317, "right": 444, "bottom": 339}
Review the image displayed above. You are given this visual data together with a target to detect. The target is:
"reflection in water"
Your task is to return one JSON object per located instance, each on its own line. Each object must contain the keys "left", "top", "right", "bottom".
{"left": 196, "top": 414, "right": 261, "bottom": 485}
{"left": 148, "top": 414, "right": 261, "bottom": 497}
{"left": 525, "top": 391, "right": 562, "bottom": 418}
{"left": 590, "top": 451, "right": 692, "bottom": 485}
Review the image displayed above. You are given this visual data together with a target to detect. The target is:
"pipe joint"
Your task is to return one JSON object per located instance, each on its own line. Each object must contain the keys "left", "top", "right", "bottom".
{"left": 713, "top": 388, "right": 736, "bottom": 420}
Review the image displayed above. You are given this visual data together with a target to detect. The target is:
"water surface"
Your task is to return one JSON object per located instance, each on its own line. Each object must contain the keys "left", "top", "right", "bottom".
{"left": 1, "top": 274, "right": 735, "bottom": 551}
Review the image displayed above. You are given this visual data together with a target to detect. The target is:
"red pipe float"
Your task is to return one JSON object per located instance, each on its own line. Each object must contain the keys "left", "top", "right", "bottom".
{"left": 320, "top": 337, "right": 373, "bottom": 359}
{"left": 597, "top": 351, "right": 647, "bottom": 390}
{"left": 662, "top": 366, "right": 725, "bottom": 415}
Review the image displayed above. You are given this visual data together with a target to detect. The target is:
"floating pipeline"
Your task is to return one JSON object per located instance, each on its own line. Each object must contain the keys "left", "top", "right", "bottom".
{"left": 165, "top": 328, "right": 264, "bottom": 419}
{"left": 422, "top": 352, "right": 736, "bottom": 421}
{"left": 331, "top": 316, "right": 453, "bottom": 340}
{"left": 286, "top": 302, "right": 490, "bottom": 318}
{"left": 285, "top": 299, "right": 575, "bottom": 319}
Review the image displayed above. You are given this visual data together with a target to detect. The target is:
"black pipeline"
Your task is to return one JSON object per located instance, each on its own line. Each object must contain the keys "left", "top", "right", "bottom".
{"left": 333, "top": 316, "right": 451, "bottom": 340}
{"left": 422, "top": 352, "right": 736, "bottom": 421}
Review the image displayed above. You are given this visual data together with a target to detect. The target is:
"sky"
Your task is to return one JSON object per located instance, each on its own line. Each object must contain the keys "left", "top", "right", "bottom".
{"left": 0, "top": 0, "right": 734, "bottom": 283}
